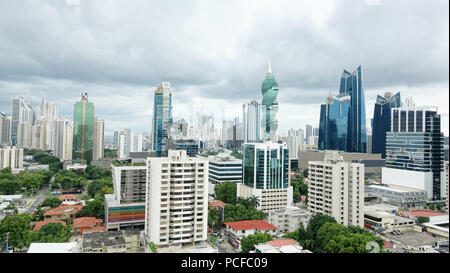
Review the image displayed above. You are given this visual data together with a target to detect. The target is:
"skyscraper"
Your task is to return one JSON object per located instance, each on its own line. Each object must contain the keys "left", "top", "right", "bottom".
{"left": 261, "top": 59, "right": 279, "bottom": 141}
{"left": 0, "top": 112, "right": 11, "bottom": 145}
{"left": 305, "top": 124, "right": 312, "bottom": 145}
{"left": 53, "top": 118, "right": 73, "bottom": 160}
{"left": 73, "top": 92, "right": 95, "bottom": 164}
{"left": 318, "top": 94, "right": 350, "bottom": 151}
{"left": 243, "top": 100, "right": 261, "bottom": 143}
{"left": 371, "top": 92, "right": 402, "bottom": 157}
{"left": 11, "top": 97, "right": 35, "bottom": 146}
{"left": 339, "top": 66, "right": 367, "bottom": 153}
{"left": 318, "top": 66, "right": 367, "bottom": 153}
{"left": 153, "top": 82, "right": 173, "bottom": 157}
{"left": 93, "top": 117, "right": 105, "bottom": 160}
{"left": 38, "top": 99, "right": 58, "bottom": 123}
{"left": 383, "top": 106, "right": 445, "bottom": 200}
{"left": 287, "top": 128, "right": 304, "bottom": 159}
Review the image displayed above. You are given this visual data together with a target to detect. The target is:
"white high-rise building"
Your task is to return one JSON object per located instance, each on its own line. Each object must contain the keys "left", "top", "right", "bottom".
{"left": 93, "top": 117, "right": 105, "bottom": 160}
{"left": 53, "top": 118, "right": 72, "bottom": 160}
{"left": 308, "top": 151, "right": 364, "bottom": 227}
{"left": 145, "top": 150, "right": 208, "bottom": 247}
{"left": 131, "top": 132, "right": 144, "bottom": 152}
{"left": 38, "top": 99, "right": 58, "bottom": 123}
{"left": 17, "top": 122, "right": 32, "bottom": 148}
{"left": 221, "top": 120, "right": 233, "bottom": 148}
{"left": 117, "top": 131, "right": 128, "bottom": 159}
{"left": 0, "top": 113, "right": 11, "bottom": 145}
{"left": 243, "top": 100, "right": 261, "bottom": 143}
{"left": 305, "top": 124, "right": 313, "bottom": 145}
{"left": 0, "top": 147, "right": 23, "bottom": 171}
{"left": 11, "top": 97, "right": 35, "bottom": 146}
{"left": 287, "top": 129, "right": 304, "bottom": 159}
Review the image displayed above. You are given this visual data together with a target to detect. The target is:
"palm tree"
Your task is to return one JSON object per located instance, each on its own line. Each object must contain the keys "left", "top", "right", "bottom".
{"left": 248, "top": 196, "right": 260, "bottom": 209}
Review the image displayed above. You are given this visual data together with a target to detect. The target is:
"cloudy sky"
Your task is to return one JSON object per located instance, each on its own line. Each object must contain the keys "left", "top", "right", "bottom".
{"left": 0, "top": 0, "right": 448, "bottom": 136}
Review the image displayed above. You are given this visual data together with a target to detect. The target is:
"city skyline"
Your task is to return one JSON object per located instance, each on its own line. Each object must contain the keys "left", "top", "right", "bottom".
{"left": 0, "top": 0, "right": 448, "bottom": 137}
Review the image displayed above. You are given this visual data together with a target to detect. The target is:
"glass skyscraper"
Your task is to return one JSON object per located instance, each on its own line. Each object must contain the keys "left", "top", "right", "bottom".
{"left": 243, "top": 100, "right": 261, "bottom": 143}
{"left": 371, "top": 92, "right": 401, "bottom": 158}
{"left": 73, "top": 92, "right": 94, "bottom": 164}
{"left": 318, "top": 66, "right": 367, "bottom": 153}
{"left": 152, "top": 82, "right": 173, "bottom": 157}
{"left": 318, "top": 94, "right": 350, "bottom": 151}
{"left": 261, "top": 60, "right": 279, "bottom": 141}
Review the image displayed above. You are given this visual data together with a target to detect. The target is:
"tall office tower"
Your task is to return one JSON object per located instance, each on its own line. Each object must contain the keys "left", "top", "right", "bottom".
{"left": 38, "top": 99, "right": 58, "bottom": 122}
{"left": 221, "top": 120, "right": 234, "bottom": 148}
{"left": 11, "top": 97, "right": 35, "bottom": 146}
{"left": 261, "top": 59, "right": 279, "bottom": 141}
{"left": 308, "top": 151, "right": 364, "bottom": 227}
{"left": 243, "top": 100, "right": 261, "bottom": 143}
{"left": 113, "top": 130, "right": 119, "bottom": 149}
{"left": 237, "top": 142, "right": 292, "bottom": 213}
{"left": 287, "top": 129, "right": 304, "bottom": 159}
{"left": 230, "top": 116, "right": 243, "bottom": 152}
{"left": 305, "top": 124, "right": 313, "bottom": 145}
{"left": 153, "top": 82, "right": 173, "bottom": 157}
{"left": 0, "top": 112, "right": 11, "bottom": 145}
{"left": 73, "top": 92, "right": 95, "bottom": 164}
{"left": 93, "top": 117, "right": 105, "bottom": 160}
{"left": 104, "top": 164, "right": 147, "bottom": 230}
{"left": 339, "top": 66, "right": 367, "bottom": 153}
{"left": 383, "top": 106, "right": 445, "bottom": 200}
{"left": 318, "top": 66, "right": 367, "bottom": 153}
{"left": 371, "top": 92, "right": 402, "bottom": 158}
{"left": 17, "top": 122, "right": 32, "bottom": 148}
{"left": 318, "top": 94, "right": 351, "bottom": 151}
{"left": 145, "top": 150, "right": 208, "bottom": 247}
{"left": 53, "top": 118, "right": 72, "bottom": 160}
{"left": 131, "top": 132, "right": 144, "bottom": 153}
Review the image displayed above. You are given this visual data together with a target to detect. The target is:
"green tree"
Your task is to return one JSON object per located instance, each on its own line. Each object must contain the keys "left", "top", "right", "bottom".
{"left": 214, "top": 182, "right": 237, "bottom": 204}
{"left": 306, "top": 213, "right": 337, "bottom": 242}
{"left": 223, "top": 204, "right": 265, "bottom": 223}
{"left": 247, "top": 196, "right": 260, "bottom": 209}
{"left": 0, "top": 214, "right": 33, "bottom": 249}
{"left": 76, "top": 196, "right": 105, "bottom": 220}
{"left": 99, "top": 186, "right": 114, "bottom": 195}
{"left": 208, "top": 208, "right": 221, "bottom": 230}
{"left": 149, "top": 242, "right": 158, "bottom": 253}
{"left": 241, "top": 232, "right": 273, "bottom": 253}
{"left": 41, "top": 196, "right": 63, "bottom": 208}
{"left": 417, "top": 216, "right": 430, "bottom": 224}
{"left": 88, "top": 177, "right": 113, "bottom": 197}
{"left": 302, "top": 168, "right": 309, "bottom": 178}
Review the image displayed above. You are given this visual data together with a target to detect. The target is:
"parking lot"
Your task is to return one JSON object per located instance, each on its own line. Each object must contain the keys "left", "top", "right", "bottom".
{"left": 384, "top": 230, "right": 443, "bottom": 248}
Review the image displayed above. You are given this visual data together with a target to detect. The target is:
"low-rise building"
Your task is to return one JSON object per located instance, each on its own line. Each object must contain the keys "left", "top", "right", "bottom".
{"left": 73, "top": 217, "right": 105, "bottom": 236}
{"left": 43, "top": 204, "right": 83, "bottom": 221}
{"left": 81, "top": 229, "right": 142, "bottom": 253}
{"left": 224, "top": 220, "right": 278, "bottom": 250}
{"left": 207, "top": 153, "right": 242, "bottom": 195}
{"left": 27, "top": 242, "right": 79, "bottom": 253}
{"left": 268, "top": 206, "right": 311, "bottom": 234}
{"left": 252, "top": 238, "right": 312, "bottom": 253}
{"left": 365, "top": 184, "right": 427, "bottom": 208}
{"left": 364, "top": 204, "right": 414, "bottom": 231}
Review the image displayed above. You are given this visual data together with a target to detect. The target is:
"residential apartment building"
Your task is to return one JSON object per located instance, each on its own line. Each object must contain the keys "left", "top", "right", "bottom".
{"left": 268, "top": 206, "right": 311, "bottom": 234}
{"left": 308, "top": 151, "right": 364, "bottom": 227}
{"left": 92, "top": 117, "right": 105, "bottom": 161}
{"left": 0, "top": 147, "right": 23, "bottom": 171}
{"left": 144, "top": 150, "right": 208, "bottom": 247}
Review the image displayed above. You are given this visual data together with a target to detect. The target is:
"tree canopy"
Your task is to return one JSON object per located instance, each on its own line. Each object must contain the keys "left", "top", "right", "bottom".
{"left": 214, "top": 182, "right": 237, "bottom": 204}
{"left": 241, "top": 232, "right": 273, "bottom": 253}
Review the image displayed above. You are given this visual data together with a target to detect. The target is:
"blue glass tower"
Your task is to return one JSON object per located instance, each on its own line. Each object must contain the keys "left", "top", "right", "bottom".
{"left": 261, "top": 59, "right": 279, "bottom": 141}
{"left": 339, "top": 66, "right": 367, "bottom": 153}
{"left": 153, "top": 82, "right": 173, "bottom": 157}
{"left": 371, "top": 92, "right": 401, "bottom": 157}
{"left": 318, "top": 95, "right": 350, "bottom": 151}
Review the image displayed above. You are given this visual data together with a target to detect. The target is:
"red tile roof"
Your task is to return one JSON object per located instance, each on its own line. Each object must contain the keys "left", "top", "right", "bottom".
{"left": 404, "top": 210, "right": 447, "bottom": 217}
{"left": 59, "top": 194, "right": 78, "bottom": 201}
{"left": 33, "top": 220, "right": 67, "bottom": 231}
{"left": 224, "top": 220, "right": 278, "bottom": 231}
{"left": 267, "top": 239, "right": 298, "bottom": 248}
{"left": 43, "top": 204, "right": 83, "bottom": 216}
{"left": 73, "top": 217, "right": 103, "bottom": 228}
{"left": 383, "top": 241, "right": 393, "bottom": 249}
{"left": 209, "top": 200, "right": 228, "bottom": 210}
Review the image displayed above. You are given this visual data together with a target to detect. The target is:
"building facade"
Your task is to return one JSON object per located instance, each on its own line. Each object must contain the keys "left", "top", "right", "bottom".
{"left": 238, "top": 142, "right": 292, "bottom": 213}
{"left": 93, "top": 117, "right": 105, "bottom": 161}
{"left": 153, "top": 82, "right": 173, "bottom": 157}
{"left": 0, "top": 112, "right": 11, "bottom": 145}
{"left": 383, "top": 106, "right": 445, "bottom": 200}
{"left": 371, "top": 92, "right": 401, "bottom": 157}
{"left": 11, "top": 97, "right": 35, "bottom": 146}
{"left": 73, "top": 93, "right": 95, "bottom": 164}
{"left": 243, "top": 100, "right": 261, "bottom": 143}
{"left": 308, "top": 151, "right": 364, "bottom": 227}
{"left": 261, "top": 60, "right": 279, "bottom": 141}
{"left": 145, "top": 150, "right": 208, "bottom": 247}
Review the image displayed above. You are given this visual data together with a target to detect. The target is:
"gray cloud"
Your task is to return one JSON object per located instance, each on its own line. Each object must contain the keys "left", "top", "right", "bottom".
{"left": 0, "top": 0, "right": 448, "bottom": 135}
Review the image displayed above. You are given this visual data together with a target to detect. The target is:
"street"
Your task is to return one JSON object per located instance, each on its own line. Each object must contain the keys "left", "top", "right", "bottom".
{"left": 24, "top": 175, "right": 54, "bottom": 215}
